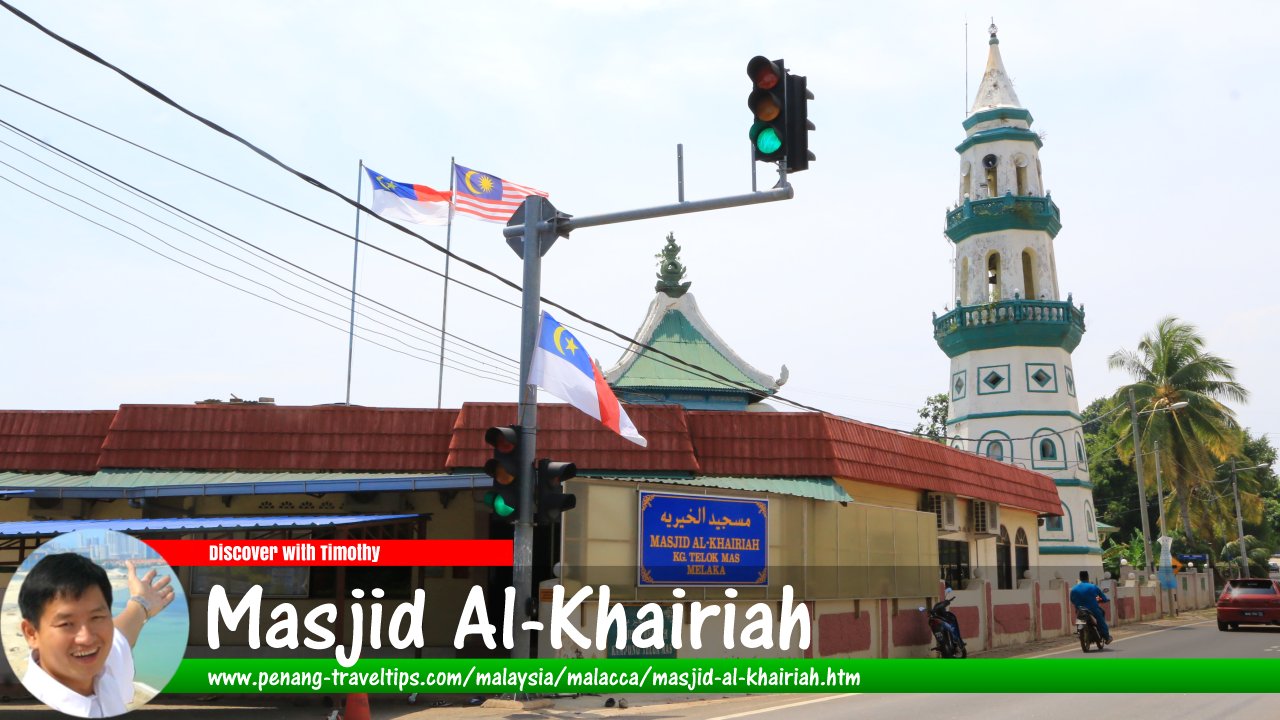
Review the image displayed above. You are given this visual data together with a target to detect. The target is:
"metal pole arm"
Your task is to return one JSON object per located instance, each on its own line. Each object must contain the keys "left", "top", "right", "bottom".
{"left": 504, "top": 185, "right": 793, "bottom": 239}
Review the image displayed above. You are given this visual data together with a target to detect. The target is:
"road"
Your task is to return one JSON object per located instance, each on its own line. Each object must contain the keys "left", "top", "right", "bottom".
{"left": 1026, "top": 618, "right": 1280, "bottom": 658}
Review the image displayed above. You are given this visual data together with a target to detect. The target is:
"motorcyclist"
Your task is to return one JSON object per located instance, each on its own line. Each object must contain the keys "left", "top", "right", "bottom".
{"left": 1069, "top": 570, "right": 1112, "bottom": 644}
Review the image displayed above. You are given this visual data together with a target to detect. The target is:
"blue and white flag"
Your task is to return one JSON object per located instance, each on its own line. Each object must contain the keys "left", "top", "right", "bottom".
{"left": 528, "top": 311, "right": 646, "bottom": 447}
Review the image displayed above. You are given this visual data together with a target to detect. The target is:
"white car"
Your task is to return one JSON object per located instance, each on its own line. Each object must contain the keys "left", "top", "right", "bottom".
{"left": 1270, "top": 559, "right": 1280, "bottom": 581}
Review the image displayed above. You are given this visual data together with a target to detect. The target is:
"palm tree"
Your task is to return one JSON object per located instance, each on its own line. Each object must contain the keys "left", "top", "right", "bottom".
{"left": 1108, "top": 316, "right": 1248, "bottom": 542}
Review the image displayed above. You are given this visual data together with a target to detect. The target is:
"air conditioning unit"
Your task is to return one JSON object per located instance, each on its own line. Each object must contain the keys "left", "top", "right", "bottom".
{"left": 927, "top": 492, "right": 958, "bottom": 532}
{"left": 971, "top": 500, "right": 1000, "bottom": 536}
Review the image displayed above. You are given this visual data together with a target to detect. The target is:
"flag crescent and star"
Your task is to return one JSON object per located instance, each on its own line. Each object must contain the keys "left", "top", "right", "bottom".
{"left": 529, "top": 311, "right": 647, "bottom": 447}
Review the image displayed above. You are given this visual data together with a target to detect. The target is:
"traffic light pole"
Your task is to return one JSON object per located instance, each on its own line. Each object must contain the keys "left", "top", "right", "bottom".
{"left": 503, "top": 186, "right": 792, "bottom": 660}
{"left": 509, "top": 195, "right": 558, "bottom": 660}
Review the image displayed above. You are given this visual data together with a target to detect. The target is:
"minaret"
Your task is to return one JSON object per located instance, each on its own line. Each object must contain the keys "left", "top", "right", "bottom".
{"left": 933, "top": 24, "right": 1100, "bottom": 578}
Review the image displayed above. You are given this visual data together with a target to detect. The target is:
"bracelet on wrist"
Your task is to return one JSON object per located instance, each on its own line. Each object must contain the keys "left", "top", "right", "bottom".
{"left": 129, "top": 595, "right": 153, "bottom": 620}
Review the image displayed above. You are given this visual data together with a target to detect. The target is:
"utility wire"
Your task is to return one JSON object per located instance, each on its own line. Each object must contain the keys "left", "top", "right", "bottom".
{"left": 0, "top": 10, "right": 838, "bottom": 414}
{"left": 0, "top": 5, "right": 1157, "bottom": 443}
{"left": 0, "top": 171, "right": 518, "bottom": 387}
{"left": 0, "top": 117, "right": 519, "bottom": 375}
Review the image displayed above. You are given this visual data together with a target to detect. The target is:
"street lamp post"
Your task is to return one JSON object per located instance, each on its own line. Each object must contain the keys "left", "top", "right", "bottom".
{"left": 1154, "top": 439, "right": 1175, "bottom": 616}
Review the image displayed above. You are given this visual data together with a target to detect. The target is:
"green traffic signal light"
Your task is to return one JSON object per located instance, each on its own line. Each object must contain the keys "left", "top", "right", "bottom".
{"left": 483, "top": 425, "right": 522, "bottom": 519}
{"left": 483, "top": 490, "right": 516, "bottom": 518}
{"left": 750, "top": 122, "right": 783, "bottom": 154}
{"left": 747, "top": 56, "right": 787, "bottom": 163}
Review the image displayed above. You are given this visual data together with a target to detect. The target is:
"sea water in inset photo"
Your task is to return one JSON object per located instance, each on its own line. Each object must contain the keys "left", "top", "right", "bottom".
{"left": 3, "top": 529, "right": 189, "bottom": 715}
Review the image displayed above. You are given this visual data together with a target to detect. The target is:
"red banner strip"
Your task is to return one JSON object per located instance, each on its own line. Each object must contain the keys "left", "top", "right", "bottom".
{"left": 144, "top": 539, "right": 513, "bottom": 566}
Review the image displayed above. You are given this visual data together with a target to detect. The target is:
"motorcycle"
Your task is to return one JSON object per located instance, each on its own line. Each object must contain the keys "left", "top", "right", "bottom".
{"left": 1075, "top": 606, "right": 1105, "bottom": 653}
{"left": 919, "top": 590, "right": 966, "bottom": 658}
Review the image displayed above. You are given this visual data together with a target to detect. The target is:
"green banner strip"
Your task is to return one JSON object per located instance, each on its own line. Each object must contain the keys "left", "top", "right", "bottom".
{"left": 167, "top": 658, "right": 1280, "bottom": 694}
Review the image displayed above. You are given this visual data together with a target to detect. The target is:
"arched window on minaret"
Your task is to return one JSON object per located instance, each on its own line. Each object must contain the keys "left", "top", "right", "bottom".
{"left": 1036, "top": 158, "right": 1044, "bottom": 194}
{"left": 1021, "top": 250, "right": 1036, "bottom": 300}
{"left": 982, "top": 154, "right": 998, "bottom": 197}
{"left": 961, "top": 161, "right": 972, "bottom": 200}
{"left": 959, "top": 256, "right": 969, "bottom": 304}
{"left": 987, "top": 252, "right": 1001, "bottom": 302}
{"left": 1015, "top": 154, "right": 1029, "bottom": 196}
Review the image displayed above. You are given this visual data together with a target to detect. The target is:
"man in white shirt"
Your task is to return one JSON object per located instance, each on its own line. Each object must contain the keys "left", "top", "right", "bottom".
{"left": 19, "top": 553, "right": 175, "bottom": 718}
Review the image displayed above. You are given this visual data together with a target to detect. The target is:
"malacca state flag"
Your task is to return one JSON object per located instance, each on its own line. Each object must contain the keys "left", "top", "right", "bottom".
{"left": 365, "top": 167, "right": 450, "bottom": 225}
{"left": 529, "top": 311, "right": 647, "bottom": 447}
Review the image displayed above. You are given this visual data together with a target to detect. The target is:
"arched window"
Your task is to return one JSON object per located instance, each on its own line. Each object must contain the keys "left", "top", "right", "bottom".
{"left": 983, "top": 154, "right": 998, "bottom": 197}
{"left": 1021, "top": 250, "right": 1036, "bottom": 300}
{"left": 1015, "top": 155, "right": 1029, "bottom": 195}
{"left": 996, "top": 526, "right": 1013, "bottom": 590}
{"left": 985, "top": 441, "right": 1004, "bottom": 461}
{"left": 1015, "top": 528, "right": 1030, "bottom": 583}
{"left": 1039, "top": 438, "right": 1057, "bottom": 460}
{"left": 1076, "top": 440, "right": 1086, "bottom": 464}
{"left": 987, "top": 253, "right": 1001, "bottom": 302}
{"left": 961, "top": 161, "right": 972, "bottom": 200}
{"left": 959, "top": 256, "right": 969, "bottom": 305}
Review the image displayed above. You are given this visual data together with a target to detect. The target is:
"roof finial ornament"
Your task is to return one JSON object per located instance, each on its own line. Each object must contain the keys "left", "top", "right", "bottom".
{"left": 655, "top": 232, "right": 692, "bottom": 298}
{"left": 988, "top": 20, "right": 999, "bottom": 44}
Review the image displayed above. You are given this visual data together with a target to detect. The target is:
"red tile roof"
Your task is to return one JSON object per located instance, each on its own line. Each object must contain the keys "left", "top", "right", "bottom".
{"left": 688, "top": 411, "right": 1061, "bottom": 515}
{"left": 0, "top": 411, "right": 115, "bottom": 473}
{"left": 0, "top": 403, "right": 1061, "bottom": 514}
{"left": 100, "top": 405, "right": 457, "bottom": 472}
{"left": 446, "top": 403, "right": 698, "bottom": 473}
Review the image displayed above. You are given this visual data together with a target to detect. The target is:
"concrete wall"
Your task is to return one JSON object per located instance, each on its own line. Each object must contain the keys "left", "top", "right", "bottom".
{"left": 806, "top": 571, "right": 1216, "bottom": 659}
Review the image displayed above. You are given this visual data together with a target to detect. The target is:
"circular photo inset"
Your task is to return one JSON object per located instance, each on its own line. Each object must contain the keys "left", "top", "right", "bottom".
{"left": 3, "top": 529, "right": 188, "bottom": 717}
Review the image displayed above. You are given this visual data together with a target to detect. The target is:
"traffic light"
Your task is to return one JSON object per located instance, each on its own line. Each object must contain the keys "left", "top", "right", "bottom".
{"left": 534, "top": 458, "right": 577, "bottom": 525}
{"left": 482, "top": 425, "right": 522, "bottom": 518}
{"left": 784, "top": 72, "right": 815, "bottom": 173}
{"left": 747, "top": 56, "right": 787, "bottom": 163}
{"left": 746, "top": 55, "right": 816, "bottom": 173}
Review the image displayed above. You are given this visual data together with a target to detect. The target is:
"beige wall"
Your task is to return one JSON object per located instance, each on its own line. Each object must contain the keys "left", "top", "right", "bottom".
{"left": 562, "top": 478, "right": 938, "bottom": 603}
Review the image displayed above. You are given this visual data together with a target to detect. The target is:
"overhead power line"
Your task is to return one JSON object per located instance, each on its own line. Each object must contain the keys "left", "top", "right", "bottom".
{"left": 0, "top": 163, "right": 518, "bottom": 386}
{"left": 0, "top": 117, "right": 519, "bottom": 376}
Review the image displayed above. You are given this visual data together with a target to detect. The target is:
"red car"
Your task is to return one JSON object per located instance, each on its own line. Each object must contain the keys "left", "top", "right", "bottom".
{"left": 1217, "top": 578, "right": 1280, "bottom": 630}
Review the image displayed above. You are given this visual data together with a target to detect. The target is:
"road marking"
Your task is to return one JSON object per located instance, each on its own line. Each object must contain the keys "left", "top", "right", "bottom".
{"left": 705, "top": 694, "right": 856, "bottom": 720}
{"left": 1026, "top": 620, "right": 1213, "bottom": 658}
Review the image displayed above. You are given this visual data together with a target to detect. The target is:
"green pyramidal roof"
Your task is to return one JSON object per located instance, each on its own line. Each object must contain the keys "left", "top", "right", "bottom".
{"left": 605, "top": 292, "right": 785, "bottom": 399}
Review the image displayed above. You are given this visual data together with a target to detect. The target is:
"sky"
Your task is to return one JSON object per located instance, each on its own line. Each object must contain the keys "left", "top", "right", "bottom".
{"left": 1, "top": 1, "right": 1277, "bottom": 444}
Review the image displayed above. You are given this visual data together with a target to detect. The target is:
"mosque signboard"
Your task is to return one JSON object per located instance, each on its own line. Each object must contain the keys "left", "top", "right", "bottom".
{"left": 638, "top": 491, "right": 768, "bottom": 586}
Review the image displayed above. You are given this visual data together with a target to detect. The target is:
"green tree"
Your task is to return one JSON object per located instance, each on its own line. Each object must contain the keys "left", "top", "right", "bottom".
{"left": 914, "top": 393, "right": 949, "bottom": 444}
{"left": 1108, "top": 316, "right": 1249, "bottom": 543}
{"left": 1220, "top": 535, "right": 1273, "bottom": 579}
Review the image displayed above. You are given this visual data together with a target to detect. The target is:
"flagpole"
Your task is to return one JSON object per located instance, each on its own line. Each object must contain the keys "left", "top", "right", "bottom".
{"left": 436, "top": 157, "right": 456, "bottom": 409}
{"left": 345, "top": 160, "right": 364, "bottom": 405}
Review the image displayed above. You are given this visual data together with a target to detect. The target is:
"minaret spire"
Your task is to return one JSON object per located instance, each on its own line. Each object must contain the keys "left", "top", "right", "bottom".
{"left": 969, "top": 22, "right": 1022, "bottom": 113}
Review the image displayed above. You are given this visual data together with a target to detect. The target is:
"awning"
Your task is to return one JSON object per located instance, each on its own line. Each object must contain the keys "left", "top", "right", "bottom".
{"left": 0, "top": 470, "right": 490, "bottom": 499}
{"left": 0, "top": 514, "right": 423, "bottom": 536}
{"left": 583, "top": 474, "right": 853, "bottom": 503}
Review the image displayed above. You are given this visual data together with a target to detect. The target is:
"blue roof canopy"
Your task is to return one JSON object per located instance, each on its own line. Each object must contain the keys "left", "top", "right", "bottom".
{"left": 0, "top": 514, "right": 422, "bottom": 536}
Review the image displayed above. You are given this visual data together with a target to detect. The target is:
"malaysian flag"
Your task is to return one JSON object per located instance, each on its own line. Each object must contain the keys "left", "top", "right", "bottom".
{"left": 452, "top": 164, "right": 548, "bottom": 223}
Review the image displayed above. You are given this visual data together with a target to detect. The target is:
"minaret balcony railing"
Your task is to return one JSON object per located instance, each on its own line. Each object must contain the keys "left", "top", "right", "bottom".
{"left": 933, "top": 296, "right": 1086, "bottom": 357}
{"left": 945, "top": 194, "right": 1062, "bottom": 243}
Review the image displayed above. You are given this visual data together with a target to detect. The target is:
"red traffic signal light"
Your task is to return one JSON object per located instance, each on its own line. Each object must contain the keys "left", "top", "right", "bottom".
{"left": 483, "top": 425, "right": 522, "bottom": 518}
{"left": 746, "top": 55, "right": 815, "bottom": 173}
{"left": 748, "top": 56, "right": 786, "bottom": 162}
